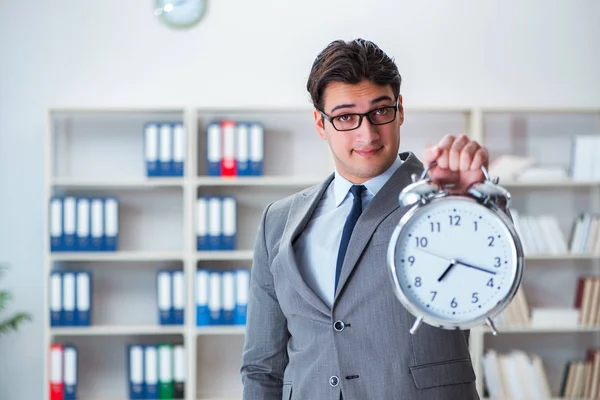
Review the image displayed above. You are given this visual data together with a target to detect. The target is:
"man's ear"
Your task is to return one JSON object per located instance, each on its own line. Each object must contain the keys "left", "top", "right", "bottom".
{"left": 397, "top": 94, "right": 404, "bottom": 125}
{"left": 314, "top": 109, "right": 327, "bottom": 140}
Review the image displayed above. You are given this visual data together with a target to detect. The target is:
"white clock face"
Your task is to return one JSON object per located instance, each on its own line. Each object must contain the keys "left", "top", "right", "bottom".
{"left": 389, "top": 197, "right": 519, "bottom": 326}
{"left": 156, "top": 0, "right": 206, "bottom": 28}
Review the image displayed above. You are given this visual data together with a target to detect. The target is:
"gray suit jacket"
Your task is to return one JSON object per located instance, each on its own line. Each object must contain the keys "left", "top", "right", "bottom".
{"left": 240, "top": 152, "right": 480, "bottom": 400}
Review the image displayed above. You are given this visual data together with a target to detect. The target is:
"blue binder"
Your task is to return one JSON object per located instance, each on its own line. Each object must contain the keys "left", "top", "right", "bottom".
{"left": 235, "top": 269, "right": 250, "bottom": 325}
{"left": 206, "top": 122, "right": 221, "bottom": 176}
{"left": 62, "top": 272, "right": 76, "bottom": 326}
{"left": 128, "top": 345, "right": 146, "bottom": 399}
{"left": 76, "top": 197, "right": 91, "bottom": 251}
{"left": 63, "top": 196, "right": 77, "bottom": 251}
{"left": 221, "top": 196, "right": 237, "bottom": 250}
{"left": 144, "top": 122, "right": 160, "bottom": 177}
{"left": 144, "top": 345, "right": 159, "bottom": 399}
{"left": 63, "top": 345, "right": 78, "bottom": 400}
{"left": 196, "top": 197, "right": 209, "bottom": 251}
{"left": 209, "top": 271, "right": 222, "bottom": 325}
{"left": 90, "top": 198, "right": 105, "bottom": 251}
{"left": 75, "top": 271, "right": 91, "bottom": 326}
{"left": 50, "top": 271, "right": 63, "bottom": 326}
{"left": 196, "top": 269, "right": 210, "bottom": 327}
{"left": 207, "top": 197, "right": 222, "bottom": 250}
{"left": 103, "top": 197, "right": 119, "bottom": 251}
{"left": 157, "top": 271, "right": 173, "bottom": 325}
{"left": 158, "top": 123, "right": 173, "bottom": 176}
{"left": 172, "top": 271, "right": 185, "bottom": 325}
{"left": 235, "top": 123, "right": 250, "bottom": 176}
{"left": 49, "top": 197, "right": 63, "bottom": 252}
{"left": 221, "top": 270, "right": 235, "bottom": 325}
{"left": 172, "top": 122, "right": 185, "bottom": 177}
{"left": 249, "top": 123, "right": 264, "bottom": 176}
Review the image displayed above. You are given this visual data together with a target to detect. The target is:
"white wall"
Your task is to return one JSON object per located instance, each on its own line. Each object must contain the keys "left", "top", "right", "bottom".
{"left": 0, "top": 0, "right": 599, "bottom": 398}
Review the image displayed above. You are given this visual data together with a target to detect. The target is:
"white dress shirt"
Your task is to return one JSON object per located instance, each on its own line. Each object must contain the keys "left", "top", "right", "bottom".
{"left": 293, "top": 155, "right": 404, "bottom": 308}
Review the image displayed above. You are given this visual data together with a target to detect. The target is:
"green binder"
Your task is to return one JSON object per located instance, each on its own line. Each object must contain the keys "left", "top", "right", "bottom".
{"left": 158, "top": 344, "right": 175, "bottom": 399}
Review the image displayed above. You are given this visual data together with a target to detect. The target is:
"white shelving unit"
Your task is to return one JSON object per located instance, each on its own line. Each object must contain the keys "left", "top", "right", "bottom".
{"left": 42, "top": 105, "right": 600, "bottom": 400}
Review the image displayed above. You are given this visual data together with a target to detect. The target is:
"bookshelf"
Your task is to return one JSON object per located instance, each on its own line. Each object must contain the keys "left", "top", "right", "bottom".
{"left": 42, "top": 105, "right": 600, "bottom": 400}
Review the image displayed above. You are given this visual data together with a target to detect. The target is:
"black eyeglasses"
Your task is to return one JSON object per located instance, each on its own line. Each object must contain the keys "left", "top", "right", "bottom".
{"left": 320, "top": 102, "right": 399, "bottom": 132}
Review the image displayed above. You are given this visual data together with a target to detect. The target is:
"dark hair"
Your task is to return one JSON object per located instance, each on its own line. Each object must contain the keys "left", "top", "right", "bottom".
{"left": 306, "top": 38, "right": 402, "bottom": 111}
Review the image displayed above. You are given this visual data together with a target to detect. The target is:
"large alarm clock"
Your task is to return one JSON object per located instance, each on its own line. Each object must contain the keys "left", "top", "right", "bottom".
{"left": 387, "top": 162, "right": 524, "bottom": 335}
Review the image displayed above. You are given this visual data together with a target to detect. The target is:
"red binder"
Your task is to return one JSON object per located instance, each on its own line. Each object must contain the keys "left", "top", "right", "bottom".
{"left": 49, "top": 344, "right": 64, "bottom": 400}
{"left": 220, "top": 120, "right": 237, "bottom": 177}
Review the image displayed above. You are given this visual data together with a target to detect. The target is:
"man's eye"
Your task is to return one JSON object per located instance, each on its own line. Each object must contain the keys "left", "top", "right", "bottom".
{"left": 335, "top": 114, "right": 356, "bottom": 122}
{"left": 374, "top": 108, "right": 389, "bottom": 115}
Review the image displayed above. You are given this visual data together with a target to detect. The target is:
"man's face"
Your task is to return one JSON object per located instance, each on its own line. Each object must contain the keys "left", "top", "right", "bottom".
{"left": 314, "top": 80, "right": 404, "bottom": 184}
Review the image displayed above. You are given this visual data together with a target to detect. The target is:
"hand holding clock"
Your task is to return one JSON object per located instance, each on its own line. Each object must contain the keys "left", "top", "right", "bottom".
{"left": 422, "top": 134, "right": 490, "bottom": 194}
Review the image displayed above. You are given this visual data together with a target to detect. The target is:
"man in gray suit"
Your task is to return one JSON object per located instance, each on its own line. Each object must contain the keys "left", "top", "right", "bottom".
{"left": 240, "top": 38, "right": 488, "bottom": 400}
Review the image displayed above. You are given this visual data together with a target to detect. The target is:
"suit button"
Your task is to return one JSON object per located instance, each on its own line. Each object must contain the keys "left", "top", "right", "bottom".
{"left": 329, "top": 375, "right": 339, "bottom": 387}
{"left": 333, "top": 320, "right": 345, "bottom": 331}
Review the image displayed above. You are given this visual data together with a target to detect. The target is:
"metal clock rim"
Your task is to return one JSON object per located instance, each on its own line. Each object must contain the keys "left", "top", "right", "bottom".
{"left": 387, "top": 195, "right": 525, "bottom": 332}
{"left": 155, "top": 0, "right": 208, "bottom": 29}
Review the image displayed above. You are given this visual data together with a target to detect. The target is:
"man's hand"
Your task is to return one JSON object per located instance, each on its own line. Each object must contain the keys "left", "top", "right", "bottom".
{"left": 422, "top": 134, "right": 489, "bottom": 194}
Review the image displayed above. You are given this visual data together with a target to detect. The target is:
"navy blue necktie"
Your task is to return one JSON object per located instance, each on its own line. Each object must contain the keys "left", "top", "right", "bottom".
{"left": 334, "top": 185, "right": 365, "bottom": 293}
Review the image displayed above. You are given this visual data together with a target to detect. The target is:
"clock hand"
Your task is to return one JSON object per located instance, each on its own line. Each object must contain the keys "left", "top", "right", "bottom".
{"left": 437, "top": 260, "right": 457, "bottom": 282}
{"left": 413, "top": 248, "right": 497, "bottom": 276}
{"left": 413, "top": 248, "right": 453, "bottom": 263}
{"left": 454, "top": 260, "right": 497, "bottom": 275}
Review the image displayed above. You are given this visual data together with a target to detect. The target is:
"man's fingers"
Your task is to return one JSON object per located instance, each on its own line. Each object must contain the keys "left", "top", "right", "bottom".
{"left": 435, "top": 134, "right": 455, "bottom": 169}
{"left": 460, "top": 141, "right": 479, "bottom": 171}
{"left": 470, "top": 147, "right": 489, "bottom": 171}
{"left": 448, "top": 134, "right": 469, "bottom": 171}
{"left": 422, "top": 145, "right": 442, "bottom": 165}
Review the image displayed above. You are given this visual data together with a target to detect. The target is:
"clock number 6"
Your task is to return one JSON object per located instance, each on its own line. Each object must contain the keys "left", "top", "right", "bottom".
{"left": 450, "top": 298, "right": 458, "bottom": 308}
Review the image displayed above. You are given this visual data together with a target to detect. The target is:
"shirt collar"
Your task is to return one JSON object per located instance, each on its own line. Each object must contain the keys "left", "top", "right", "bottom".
{"left": 333, "top": 154, "right": 403, "bottom": 208}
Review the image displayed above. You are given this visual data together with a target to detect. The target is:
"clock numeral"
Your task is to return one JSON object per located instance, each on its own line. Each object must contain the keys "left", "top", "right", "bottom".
{"left": 430, "top": 222, "right": 441, "bottom": 233}
{"left": 449, "top": 215, "right": 461, "bottom": 226}
{"left": 488, "top": 236, "right": 495, "bottom": 247}
{"left": 430, "top": 291, "right": 437, "bottom": 301}
{"left": 472, "top": 292, "right": 479, "bottom": 303}
{"left": 487, "top": 278, "right": 494, "bottom": 287}
{"left": 415, "top": 277, "right": 422, "bottom": 287}
{"left": 415, "top": 237, "right": 428, "bottom": 248}
{"left": 408, "top": 256, "right": 415, "bottom": 266}
{"left": 450, "top": 298, "right": 458, "bottom": 308}
{"left": 473, "top": 221, "right": 478, "bottom": 231}
{"left": 494, "top": 257, "right": 501, "bottom": 268}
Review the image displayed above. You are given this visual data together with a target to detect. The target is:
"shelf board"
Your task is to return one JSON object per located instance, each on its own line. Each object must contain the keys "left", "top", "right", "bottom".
{"left": 196, "top": 176, "right": 325, "bottom": 187}
{"left": 196, "top": 326, "right": 245, "bottom": 336}
{"left": 50, "top": 251, "right": 184, "bottom": 262}
{"left": 50, "top": 325, "right": 185, "bottom": 336}
{"left": 479, "top": 325, "right": 600, "bottom": 334}
{"left": 51, "top": 177, "right": 184, "bottom": 189}
{"left": 197, "top": 250, "right": 253, "bottom": 261}
{"left": 525, "top": 253, "right": 599, "bottom": 260}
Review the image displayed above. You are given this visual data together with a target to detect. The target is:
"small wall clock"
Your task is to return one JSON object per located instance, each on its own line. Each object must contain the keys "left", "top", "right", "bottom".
{"left": 154, "top": 0, "right": 207, "bottom": 29}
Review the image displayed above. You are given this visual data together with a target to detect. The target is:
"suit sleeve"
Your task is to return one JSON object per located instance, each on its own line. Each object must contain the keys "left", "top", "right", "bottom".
{"left": 240, "top": 203, "right": 290, "bottom": 400}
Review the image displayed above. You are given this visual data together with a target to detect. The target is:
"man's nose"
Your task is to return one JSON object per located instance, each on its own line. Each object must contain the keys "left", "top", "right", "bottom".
{"left": 355, "top": 117, "right": 379, "bottom": 143}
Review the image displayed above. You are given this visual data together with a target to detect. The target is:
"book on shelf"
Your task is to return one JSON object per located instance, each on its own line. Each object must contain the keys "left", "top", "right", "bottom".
{"left": 560, "top": 348, "right": 600, "bottom": 398}
{"left": 569, "top": 213, "right": 600, "bottom": 254}
{"left": 494, "top": 286, "right": 530, "bottom": 327}
{"left": 574, "top": 276, "right": 600, "bottom": 326}
{"left": 510, "top": 211, "right": 568, "bottom": 255}
{"left": 570, "top": 135, "right": 600, "bottom": 182}
{"left": 511, "top": 210, "right": 600, "bottom": 255}
{"left": 483, "top": 349, "right": 551, "bottom": 400}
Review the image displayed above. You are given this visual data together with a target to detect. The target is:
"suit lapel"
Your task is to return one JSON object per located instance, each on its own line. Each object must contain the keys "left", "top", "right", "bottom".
{"left": 333, "top": 152, "right": 424, "bottom": 303}
{"left": 279, "top": 174, "right": 334, "bottom": 315}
